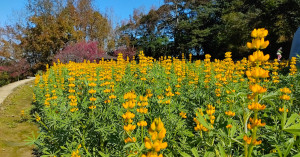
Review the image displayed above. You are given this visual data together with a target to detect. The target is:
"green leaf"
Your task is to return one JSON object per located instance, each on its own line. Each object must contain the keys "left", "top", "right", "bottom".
{"left": 60, "top": 146, "right": 67, "bottom": 150}
{"left": 24, "top": 132, "right": 38, "bottom": 146}
{"left": 123, "top": 142, "right": 135, "bottom": 149}
{"left": 218, "top": 143, "right": 226, "bottom": 157}
{"left": 230, "top": 124, "right": 237, "bottom": 137}
{"left": 284, "top": 113, "right": 300, "bottom": 128}
{"left": 191, "top": 147, "right": 199, "bottom": 157}
{"left": 293, "top": 153, "right": 300, "bottom": 157}
{"left": 276, "top": 145, "right": 283, "bottom": 157}
{"left": 261, "top": 153, "right": 277, "bottom": 157}
{"left": 195, "top": 111, "right": 213, "bottom": 130}
{"left": 204, "top": 151, "right": 215, "bottom": 157}
{"left": 284, "top": 138, "right": 294, "bottom": 157}
{"left": 98, "top": 151, "right": 110, "bottom": 157}
{"left": 283, "top": 123, "right": 300, "bottom": 136}
{"left": 179, "top": 151, "right": 192, "bottom": 157}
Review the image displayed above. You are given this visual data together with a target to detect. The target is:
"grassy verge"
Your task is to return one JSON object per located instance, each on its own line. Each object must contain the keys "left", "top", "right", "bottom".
{"left": 0, "top": 81, "right": 39, "bottom": 157}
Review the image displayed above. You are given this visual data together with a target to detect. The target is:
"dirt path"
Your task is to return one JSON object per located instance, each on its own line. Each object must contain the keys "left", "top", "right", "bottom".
{"left": 0, "top": 77, "right": 35, "bottom": 105}
{"left": 0, "top": 80, "right": 39, "bottom": 157}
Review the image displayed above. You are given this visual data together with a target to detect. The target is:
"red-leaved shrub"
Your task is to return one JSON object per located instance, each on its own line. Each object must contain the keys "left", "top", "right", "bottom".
{"left": 0, "top": 58, "right": 30, "bottom": 80}
{"left": 54, "top": 41, "right": 105, "bottom": 63}
{"left": 113, "top": 46, "right": 136, "bottom": 60}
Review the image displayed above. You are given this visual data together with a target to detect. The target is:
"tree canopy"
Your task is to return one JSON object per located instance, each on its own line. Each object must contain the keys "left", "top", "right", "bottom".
{"left": 1, "top": 0, "right": 111, "bottom": 68}
{"left": 119, "top": 0, "right": 300, "bottom": 60}
{"left": 1, "top": 0, "right": 300, "bottom": 68}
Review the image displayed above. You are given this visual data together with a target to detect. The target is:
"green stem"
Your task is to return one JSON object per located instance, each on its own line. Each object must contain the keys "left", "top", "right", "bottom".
{"left": 281, "top": 102, "right": 287, "bottom": 129}
{"left": 248, "top": 111, "right": 258, "bottom": 157}
{"left": 244, "top": 143, "right": 248, "bottom": 157}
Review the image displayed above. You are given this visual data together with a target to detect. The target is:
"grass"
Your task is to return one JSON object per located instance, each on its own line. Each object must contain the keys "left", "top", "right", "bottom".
{"left": 0, "top": 81, "right": 39, "bottom": 157}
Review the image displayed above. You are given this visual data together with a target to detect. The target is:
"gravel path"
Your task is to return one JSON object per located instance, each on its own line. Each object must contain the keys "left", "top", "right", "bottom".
{"left": 0, "top": 77, "right": 35, "bottom": 105}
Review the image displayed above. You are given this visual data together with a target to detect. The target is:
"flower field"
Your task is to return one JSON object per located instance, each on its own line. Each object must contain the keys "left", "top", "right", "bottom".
{"left": 32, "top": 29, "right": 300, "bottom": 157}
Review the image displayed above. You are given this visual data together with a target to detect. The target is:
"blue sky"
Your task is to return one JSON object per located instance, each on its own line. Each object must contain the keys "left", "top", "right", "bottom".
{"left": 0, "top": 0, "right": 163, "bottom": 26}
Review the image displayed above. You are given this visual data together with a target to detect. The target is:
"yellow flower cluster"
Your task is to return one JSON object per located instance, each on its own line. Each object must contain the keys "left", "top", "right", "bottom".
{"left": 289, "top": 57, "right": 297, "bottom": 75}
{"left": 225, "top": 111, "right": 235, "bottom": 117}
{"left": 137, "top": 121, "right": 147, "bottom": 127}
{"left": 71, "top": 144, "right": 81, "bottom": 157}
{"left": 194, "top": 105, "right": 215, "bottom": 134}
{"left": 272, "top": 59, "right": 280, "bottom": 83}
{"left": 137, "top": 96, "right": 149, "bottom": 114}
{"left": 246, "top": 67, "right": 269, "bottom": 79}
{"left": 206, "top": 104, "right": 216, "bottom": 125}
{"left": 243, "top": 135, "right": 262, "bottom": 145}
{"left": 244, "top": 28, "right": 270, "bottom": 151}
{"left": 122, "top": 92, "right": 137, "bottom": 144}
{"left": 203, "top": 54, "right": 211, "bottom": 88}
{"left": 123, "top": 92, "right": 137, "bottom": 109}
{"left": 247, "top": 118, "right": 266, "bottom": 130}
{"left": 247, "top": 28, "right": 269, "bottom": 50}
{"left": 179, "top": 111, "right": 187, "bottom": 118}
{"left": 143, "top": 118, "right": 167, "bottom": 157}
{"left": 249, "top": 84, "right": 267, "bottom": 94}
{"left": 68, "top": 76, "right": 78, "bottom": 112}
{"left": 248, "top": 102, "right": 266, "bottom": 111}
{"left": 279, "top": 87, "right": 291, "bottom": 113}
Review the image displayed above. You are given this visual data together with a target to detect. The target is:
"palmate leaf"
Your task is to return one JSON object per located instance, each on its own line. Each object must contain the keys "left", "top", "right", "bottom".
{"left": 283, "top": 114, "right": 300, "bottom": 136}
{"left": 284, "top": 113, "right": 300, "bottom": 128}
{"left": 283, "top": 122, "right": 300, "bottom": 136}
{"left": 24, "top": 131, "right": 39, "bottom": 146}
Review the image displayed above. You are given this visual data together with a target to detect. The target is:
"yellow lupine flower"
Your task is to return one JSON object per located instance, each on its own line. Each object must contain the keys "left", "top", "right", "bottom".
{"left": 280, "top": 87, "right": 291, "bottom": 94}
{"left": 137, "top": 121, "right": 147, "bottom": 127}
{"left": 249, "top": 84, "right": 267, "bottom": 94}
{"left": 179, "top": 111, "right": 187, "bottom": 118}
{"left": 226, "top": 124, "right": 232, "bottom": 129}
{"left": 246, "top": 67, "right": 269, "bottom": 78}
{"left": 88, "top": 89, "right": 96, "bottom": 94}
{"left": 280, "top": 95, "right": 290, "bottom": 100}
{"left": 279, "top": 107, "right": 288, "bottom": 113}
{"left": 248, "top": 50, "right": 270, "bottom": 62}
{"left": 88, "top": 105, "right": 96, "bottom": 110}
{"left": 89, "top": 97, "right": 96, "bottom": 102}
{"left": 225, "top": 111, "right": 235, "bottom": 117}
{"left": 248, "top": 102, "right": 266, "bottom": 111}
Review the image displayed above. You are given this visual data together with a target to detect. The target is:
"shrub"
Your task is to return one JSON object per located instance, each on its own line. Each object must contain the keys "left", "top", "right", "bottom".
{"left": 0, "top": 71, "right": 10, "bottom": 87}
{"left": 113, "top": 46, "right": 136, "bottom": 60}
{"left": 0, "top": 59, "right": 30, "bottom": 81}
{"left": 54, "top": 41, "right": 105, "bottom": 63}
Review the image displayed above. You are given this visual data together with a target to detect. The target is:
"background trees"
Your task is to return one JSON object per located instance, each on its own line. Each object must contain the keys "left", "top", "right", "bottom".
{"left": 21, "top": 0, "right": 111, "bottom": 66}
{"left": 1, "top": 0, "right": 300, "bottom": 71}
{"left": 119, "top": 0, "right": 300, "bottom": 60}
{"left": 0, "top": 0, "right": 111, "bottom": 70}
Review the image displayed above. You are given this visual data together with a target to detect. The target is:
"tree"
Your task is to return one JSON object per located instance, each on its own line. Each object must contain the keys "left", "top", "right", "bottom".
{"left": 20, "top": 0, "right": 111, "bottom": 66}
{"left": 117, "top": 0, "right": 300, "bottom": 60}
{"left": 0, "top": 26, "right": 23, "bottom": 61}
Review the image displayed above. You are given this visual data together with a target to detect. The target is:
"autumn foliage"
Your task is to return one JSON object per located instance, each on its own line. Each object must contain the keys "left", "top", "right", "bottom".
{"left": 54, "top": 41, "right": 105, "bottom": 63}
{"left": 113, "top": 46, "right": 136, "bottom": 60}
{"left": 0, "top": 59, "right": 30, "bottom": 81}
